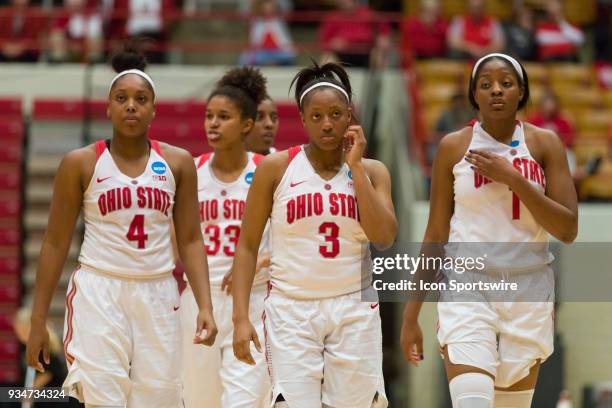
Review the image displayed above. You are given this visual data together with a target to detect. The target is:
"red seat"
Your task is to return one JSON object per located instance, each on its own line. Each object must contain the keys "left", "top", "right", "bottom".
{"left": 0, "top": 193, "right": 21, "bottom": 218}
{"left": 0, "top": 98, "right": 22, "bottom": 117}
{"left": 0, "top": 253, "right": 19, "bottom": 277}
{"left": 33, "top": 98, "right": 85, "bottom": 120}
{"left": 0, "top": 165, "right": 21, "bottom": 190}
{"left": 277, "top": 103, "right": 301, "bottom": 121}
{"left": 0, "top": 137, "right": 23, "bottom": 163}
{"left": 0, "top": 309, "right": 16, "bottom": 332}
{"left": 155, "top": 101, "right": 206, "bottom": 120}
{"left": 0, "top": 120, "right": 24, "bottom": 140}
{"left": 0, "top": 222, "right": 20, "bottom": 246}
{"left": 0, "top": 361, "right": 20, "bottom": 383}
{"left": 0, "top": 277, "right": 19, "bottom": 304}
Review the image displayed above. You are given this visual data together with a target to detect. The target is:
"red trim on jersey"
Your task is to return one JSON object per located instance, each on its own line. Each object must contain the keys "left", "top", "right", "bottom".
{"left": 287, "top": 145, "right": 301, "bottom": 165}
{"left": 95, "top": 140, "right": 107, "bottom": 160}
{"left": 63, "top": 267, "right": 79, "bottom": 365}
{"left": 512, "top": 192, "right": 520, "bottom": 220}
{"left": 197, "top": 153, "right": 212, "bottom": 169}
{"left": 150, "top": 140, "right": 163, "bottom": 157}
{"left": 467, "top": 118, "right": 477, "bottom": 127}
{"left": 252, "top": 153, "right": 264, "bottom": 166}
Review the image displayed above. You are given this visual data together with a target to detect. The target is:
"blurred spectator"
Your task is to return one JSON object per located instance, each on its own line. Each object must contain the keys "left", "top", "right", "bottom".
{"left": 446, "top": 0, "right": 505, "bottom": 59}
{"left": 49, "top": 0, "right": 103, "bottom": 63}
{"left": 107, "top": 0, "right": 176, "bottom": 63}
{"left": 528, "top": 89, "right": 575, "bottom": 148}
{"left": 503, "top": 6, "right": 536, "bottom": 61}
{"left": 0, "top": 0, "right": 45, "bottom": 62}
{"left": 427, "top": 91, "right": 475, "bottom": 165}
{"left": 240, "top": 0, "right": 295, "bottom": 66}
{"left": 319, "top": 0, "right": 391, "bottom": 68}
{"left": 535, "top": 0, "right": 584, "bottom": 62}
{"left": 400, "top": 0, "right": 448, "bottom": 60}
{"left": 594, "top": 4, "right": 611, "bottom": 61}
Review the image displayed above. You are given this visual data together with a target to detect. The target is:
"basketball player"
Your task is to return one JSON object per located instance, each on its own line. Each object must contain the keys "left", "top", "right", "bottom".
{"left": 26, "top": 44, "right": 217, "bottom": 407}
{"left": 400, "top": 53, "right": 578, "bottom": 407}
{"left": 232, "top": 61, "right": 397, "bottom": 408}
{"left": 245, "top": 96, "right": 279, "bottom": 156}
{"left": 180, "top": 66, "right": 271, "bottom": 408}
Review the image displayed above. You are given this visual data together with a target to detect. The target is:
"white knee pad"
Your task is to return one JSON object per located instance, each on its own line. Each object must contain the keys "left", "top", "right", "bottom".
{"left": 494, "top": 390, "right": 534, "bottom": 408}
{"left": 449, "top": 372, "right": 494, "bottom": 408}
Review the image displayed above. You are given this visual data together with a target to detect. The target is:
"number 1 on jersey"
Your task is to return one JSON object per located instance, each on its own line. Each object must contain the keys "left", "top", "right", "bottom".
{"left": 127, "top": 214, "right": 148, "bottom": 249}
{"left": 512, "top": 191, "right": 520, "bottom": 220}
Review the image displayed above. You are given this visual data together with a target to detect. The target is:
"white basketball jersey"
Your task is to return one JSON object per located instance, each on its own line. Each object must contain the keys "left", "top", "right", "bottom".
{"left": 79, "top": 140, "right": 176, "bottom": 277}
{"left": 448, "top": 121, "right": 553, "bottom": 268}
{"left": 196, "top": 152, "right": 269, "bottom": 287}
{"left": 270, "top": 146, "right": 372, "bottom": 299}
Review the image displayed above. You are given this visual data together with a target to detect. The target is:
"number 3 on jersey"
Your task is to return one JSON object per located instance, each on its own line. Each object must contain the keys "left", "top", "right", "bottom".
{"left": 319, "top": 222, "right": 340, "bottom": 258}
{"left": 204, "top": 225, "right": 241, "bottom": 256}
{"left": 126, "top": 214, "right": 148, "bottom": 249}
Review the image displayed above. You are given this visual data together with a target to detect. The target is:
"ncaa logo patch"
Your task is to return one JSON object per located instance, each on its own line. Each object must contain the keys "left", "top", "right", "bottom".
{"left": 152, "top": 161, "right": 167, "bottom": 175}
{"left": 245, "top": 172, "right": 254, "bottom": 184}
{"left": 348, "top": 170, "right": 352, "bottom": 179}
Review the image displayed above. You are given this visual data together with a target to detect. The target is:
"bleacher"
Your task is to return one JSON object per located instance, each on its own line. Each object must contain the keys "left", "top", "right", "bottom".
{"left": 0, "top": 98, "right": 24, "bottom": 383}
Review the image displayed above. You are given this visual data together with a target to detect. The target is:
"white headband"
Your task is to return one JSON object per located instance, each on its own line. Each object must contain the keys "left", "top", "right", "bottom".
{"left": 299, "top": 81, "right": 349, "bottom": 106}
{"left": 471, "top": 53, "right": 524, "bottom": 81}
{"left": 109, "top": 69, "right": 156, "bottom": 98}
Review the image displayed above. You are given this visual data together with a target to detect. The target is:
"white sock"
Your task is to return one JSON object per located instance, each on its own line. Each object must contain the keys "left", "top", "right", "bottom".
{"left": 494, "top": 389, "right": 534, "bottom": 408}
{"left": 449, "top": 372, "right": 494, "bottom": 408}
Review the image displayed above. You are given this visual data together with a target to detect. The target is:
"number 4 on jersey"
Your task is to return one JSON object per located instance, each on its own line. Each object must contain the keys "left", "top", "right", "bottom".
{"left": 127, "top": 214, "right": 148, "bottom": 249}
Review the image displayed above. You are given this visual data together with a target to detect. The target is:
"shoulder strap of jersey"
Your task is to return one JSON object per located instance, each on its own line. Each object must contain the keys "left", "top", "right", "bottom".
{"left": 95, "top": 139, "right": 107, "bottom": 160}
{"left": 467, "top": 118, "right": 477, "bottom": 127}
{"left": 287, "top": 145, "right": 301, "bottom": 165}
{"left": 150, "top": 139, "right": 163, "bottom": 157}
{"left": 252, "top": 153, "right": 264, "bottom": 166}
{"left": 197, "top": 153, "right": 212, "bottom": 169}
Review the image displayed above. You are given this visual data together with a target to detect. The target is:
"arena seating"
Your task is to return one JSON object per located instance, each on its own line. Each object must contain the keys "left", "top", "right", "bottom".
{"left": 0, "top": 98, "right": 24, "bottom": 383}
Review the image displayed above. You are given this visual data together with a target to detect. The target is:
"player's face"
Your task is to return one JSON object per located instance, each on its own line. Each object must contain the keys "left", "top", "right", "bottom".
{"left": 301, "top": 89, "right": 351, "bottom": 151}
{"left": 205, "top": 95, "right": 253, "bottom": 150}
{"left": 107, "top": 75, "right": 155, "bottom": 138}
{"left": 246, "top": 99, "right": 278, "bottom": 154}
{"left": 473, "top": 59, "right": 524, "bottom": 120}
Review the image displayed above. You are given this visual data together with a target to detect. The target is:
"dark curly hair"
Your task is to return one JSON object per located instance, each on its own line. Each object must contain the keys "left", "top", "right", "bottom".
{"left": 109, "top": 40, "right": 153, "bottom": 95}
{"left": 208, "top": 66, "right": 268, "bottom": 120}
{"left": 290, "top": 61, "right": 352, "bottom": 112}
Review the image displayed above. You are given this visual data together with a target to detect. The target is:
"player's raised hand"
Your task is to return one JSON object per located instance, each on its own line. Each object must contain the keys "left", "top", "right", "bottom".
{"left": 465, "top": 149, "right": 518, "bottom": 186}
{"left": 343, "top": 125, "right": 366, "bottom": 168}
{"left": 400, "top": 319, "right": 424, "bottom": 367}
{"left": 194, "top": 308, "right": 217, "bottom": 346}
{"left": 26, "top": 322, "right": 50, "bottom": 373}
{"left": 233, "top": 318, "right": 262, "bottom": 366}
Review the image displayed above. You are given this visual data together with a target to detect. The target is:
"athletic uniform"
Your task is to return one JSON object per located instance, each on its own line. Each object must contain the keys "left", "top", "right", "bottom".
{"left": 63, "top": 139, "right": 181, "bottom": 406}
{"left": 180, "top": 152, "right": 270, "bottom": 408}
{"left": 266, "top": 145, "right": 387, "bottom": 408}
{"left": 437, "top": 121, "right": 555, "bottom": 388}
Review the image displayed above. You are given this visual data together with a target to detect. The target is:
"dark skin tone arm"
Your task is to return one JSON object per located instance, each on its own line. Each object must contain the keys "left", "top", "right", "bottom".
{"left": 231, "top": 152, "right": 287, "bottom": 365}
{"left": 27, "top": 146, "right": 95, "bottom": 372}
{"left": 400, "top": 129, "right": 467, "bottom": 367}
{"left": 163, "top": 143, "right": 217, "bottom": 345}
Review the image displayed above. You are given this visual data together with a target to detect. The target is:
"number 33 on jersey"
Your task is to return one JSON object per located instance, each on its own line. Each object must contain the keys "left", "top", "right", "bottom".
{"left": 78, "top": 140, "right": 176, "bottom": 277}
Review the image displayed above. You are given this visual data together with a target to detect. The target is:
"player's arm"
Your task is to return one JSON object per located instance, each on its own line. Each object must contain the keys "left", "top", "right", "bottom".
{"left": 27, "top": 148, "right": 89, "bottom": 372}
{"left": 466, "top": 127, "right": 578, "bottom": 243}
{"left": 401, "top": 131, "right": 459, "bottom": 366}
{"left": 169, "top": 146, "right": 217, "bottom": 346}
{"left": 345, "top": 125, "right": 397, "bottom": 249}
{"left": 232, "top": 152, "right": 283, "bottom": 365}
{"left": 358, "top": 159, "right": 398, "bottom": 249}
